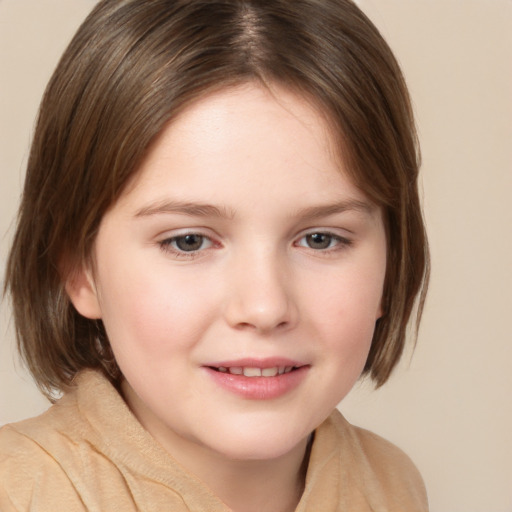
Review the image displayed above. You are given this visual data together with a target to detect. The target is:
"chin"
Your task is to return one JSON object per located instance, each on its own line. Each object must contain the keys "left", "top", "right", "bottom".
{"left": 214, "top": 437, "right": 305, "bottom": 462}
{"left": 197, "top": 417, "right": 313, "bottom": 462}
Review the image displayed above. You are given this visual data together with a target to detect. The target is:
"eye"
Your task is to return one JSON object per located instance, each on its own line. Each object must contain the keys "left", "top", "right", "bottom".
{"left": 296, "top": 232, "right": 351, "bottom": 251}
{"left": 159, "top": 233, "right": 213, "bottom": 255}
{"left": 174, "top": 234, "right": 208, "bottom": 252}
{"left": 304, "top": 233, "right": 334, "bottom": 250}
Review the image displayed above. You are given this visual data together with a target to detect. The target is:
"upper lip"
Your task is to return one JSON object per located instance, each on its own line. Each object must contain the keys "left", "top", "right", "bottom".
{"left": 203, "top": 357, "right": 307, "bottom": 369}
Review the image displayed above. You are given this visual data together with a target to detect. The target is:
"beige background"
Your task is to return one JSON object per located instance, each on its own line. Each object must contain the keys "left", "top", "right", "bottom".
{"left": 1, "top": 1, "right": 511, "bottom": 510}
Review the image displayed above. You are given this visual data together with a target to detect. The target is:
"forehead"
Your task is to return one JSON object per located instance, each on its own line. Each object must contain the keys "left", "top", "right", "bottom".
{"left": 115, "top": 82, "right": 373, "bottom": 216}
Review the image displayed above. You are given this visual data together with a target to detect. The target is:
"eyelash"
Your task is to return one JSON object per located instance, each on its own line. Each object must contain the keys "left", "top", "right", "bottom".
{"left": 295, "top": 232, "right": 353, "bottom": 253}
{"left": 158, "top": 233, "right": 215, "bottom": 259}
{"left": 158, "top": 230, "right": 352, "bottom": 259}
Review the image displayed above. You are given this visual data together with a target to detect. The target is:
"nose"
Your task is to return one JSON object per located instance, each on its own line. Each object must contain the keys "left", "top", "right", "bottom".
{"left": 223, "top": 249, "right": 298, "bottom": 334}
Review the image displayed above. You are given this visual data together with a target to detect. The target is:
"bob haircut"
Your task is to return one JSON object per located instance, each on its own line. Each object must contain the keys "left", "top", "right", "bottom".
{"left": 5, "top": 0, "right": 429, "bottom": 399}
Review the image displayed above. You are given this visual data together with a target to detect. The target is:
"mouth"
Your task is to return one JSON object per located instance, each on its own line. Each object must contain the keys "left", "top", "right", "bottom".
{"left": 204, "top": 361, "right": 309, "bottom": 399}
{"left": 208, "top": 365, "right": 301, "bottom": 377}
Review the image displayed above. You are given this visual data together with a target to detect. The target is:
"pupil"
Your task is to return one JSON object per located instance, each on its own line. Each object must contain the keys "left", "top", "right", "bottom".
{"left": 307, "top": 233, "right": 331, "bottom": 249}
{"left": 176, "top": 234, "right": 203, "bottom": 251}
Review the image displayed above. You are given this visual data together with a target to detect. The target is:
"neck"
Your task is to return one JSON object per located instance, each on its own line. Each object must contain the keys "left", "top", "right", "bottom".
{"left": 158, "top": 427, "right": 311, "bottom": 512}
{"left": 197, "top": 438, "right": 312, "bottom": 512}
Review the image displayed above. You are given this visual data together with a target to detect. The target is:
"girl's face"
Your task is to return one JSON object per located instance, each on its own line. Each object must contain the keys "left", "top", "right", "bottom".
{"left": 70, "top": 83, "right": 386, "bottom": 468}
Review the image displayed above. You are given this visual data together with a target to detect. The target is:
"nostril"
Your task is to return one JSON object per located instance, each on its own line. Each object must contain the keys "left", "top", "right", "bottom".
{"left": 234, "top": 322, "right": 254, "bottom": 330}
{"left": 233, "top": 320, "right": 290, "bottom": 332}
{"left": 224, "top": 288, "right": 297, "bottom": 333}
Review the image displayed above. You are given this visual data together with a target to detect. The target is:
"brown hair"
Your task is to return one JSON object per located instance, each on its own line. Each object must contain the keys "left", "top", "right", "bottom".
{"left": 5, "top": 0, "right": 429, "bottom": 399}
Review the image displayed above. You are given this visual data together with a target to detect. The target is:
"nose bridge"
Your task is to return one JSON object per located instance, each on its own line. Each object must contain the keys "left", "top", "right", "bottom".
{"left": 224, "top": 243, "right": 297, "bottom": 332}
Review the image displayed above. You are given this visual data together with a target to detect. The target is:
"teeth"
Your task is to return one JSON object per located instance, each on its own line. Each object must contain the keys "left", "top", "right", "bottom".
{"left": 243, "top": 367, "right": 262, "bottom": 377}
{"left": 216, "top": 366, "right": 296, "bottom": 377}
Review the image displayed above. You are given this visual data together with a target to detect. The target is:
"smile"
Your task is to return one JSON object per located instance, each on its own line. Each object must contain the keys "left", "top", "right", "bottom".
{"left": 213, "top": 366, "right": 298, "bottom": 377}
{"left": 204, "top": 361, "right": 309, "bottom": 400}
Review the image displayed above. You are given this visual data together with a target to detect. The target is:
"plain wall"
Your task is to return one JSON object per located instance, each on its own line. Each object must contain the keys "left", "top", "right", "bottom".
{"left": 1, "top": 1, "right": 511, "bottom": 511}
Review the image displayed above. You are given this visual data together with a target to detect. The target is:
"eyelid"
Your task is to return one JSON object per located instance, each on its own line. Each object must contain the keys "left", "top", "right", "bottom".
{"left": 294, "top": 229, "right": 353, "bottom": 251}
{"left": 158, "top": 229, "right": 220, "bottom": 259}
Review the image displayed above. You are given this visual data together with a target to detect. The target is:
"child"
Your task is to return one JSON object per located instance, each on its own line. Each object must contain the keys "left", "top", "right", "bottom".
{"left": 1, "top": 0, "right": 429, "bottom": 510}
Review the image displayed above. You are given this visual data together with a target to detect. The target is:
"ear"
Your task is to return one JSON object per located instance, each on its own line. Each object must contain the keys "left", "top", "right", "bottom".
{"left": 65, "top": 265, "right": 102, "bottom": 320}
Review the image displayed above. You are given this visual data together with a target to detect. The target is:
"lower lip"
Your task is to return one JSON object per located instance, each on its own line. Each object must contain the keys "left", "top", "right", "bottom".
{"left": 204, "top": 366, "right": 309, "bottom": 400}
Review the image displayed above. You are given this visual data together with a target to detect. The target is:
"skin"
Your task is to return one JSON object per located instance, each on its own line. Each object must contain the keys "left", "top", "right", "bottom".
{"left": 68, "top": 83, "right": 387, "bottom": 512}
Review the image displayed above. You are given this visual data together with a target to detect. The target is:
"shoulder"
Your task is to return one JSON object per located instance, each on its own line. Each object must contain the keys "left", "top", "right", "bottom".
{"left": 329, "top": 410, "right": 429, "bottom": 510}
{"left": 352, "top": 423, "right": 427, "bottom": 493}
{"left": 0, "top": 373, "right": 108, "bottom": 511}
{"left": 0, "top": 419, "right": 86, "bottom": 511}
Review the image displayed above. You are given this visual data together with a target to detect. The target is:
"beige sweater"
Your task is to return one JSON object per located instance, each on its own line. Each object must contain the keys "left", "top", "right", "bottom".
{"left": 0, "top": 370, "right": 428, "bottom": 511}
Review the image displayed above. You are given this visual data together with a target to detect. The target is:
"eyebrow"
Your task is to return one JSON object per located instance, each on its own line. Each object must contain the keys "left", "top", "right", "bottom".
{"left": 134, "top": 200, "right": 235, "bottom": 219}
{"left": 134, "top": 198, "right": 375, "bottom": 221}
{"left": 135, "top": 199, "right": 376, "bottom": 220}
{"left": 293, "top": 199, "right": 376, "bottom": 221}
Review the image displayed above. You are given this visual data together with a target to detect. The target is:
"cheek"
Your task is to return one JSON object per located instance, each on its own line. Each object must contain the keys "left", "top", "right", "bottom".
{"left": 95, "top": 258, "right": 219, "bottom": 355}
{"left": 311, "top": 269, "right": 384, "bottom": 327}
{"left": 319, "top": 302, "right": 376, "bottom": 365}
{"left": 305, "top": 261, "right": 384, "bottom": 361}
